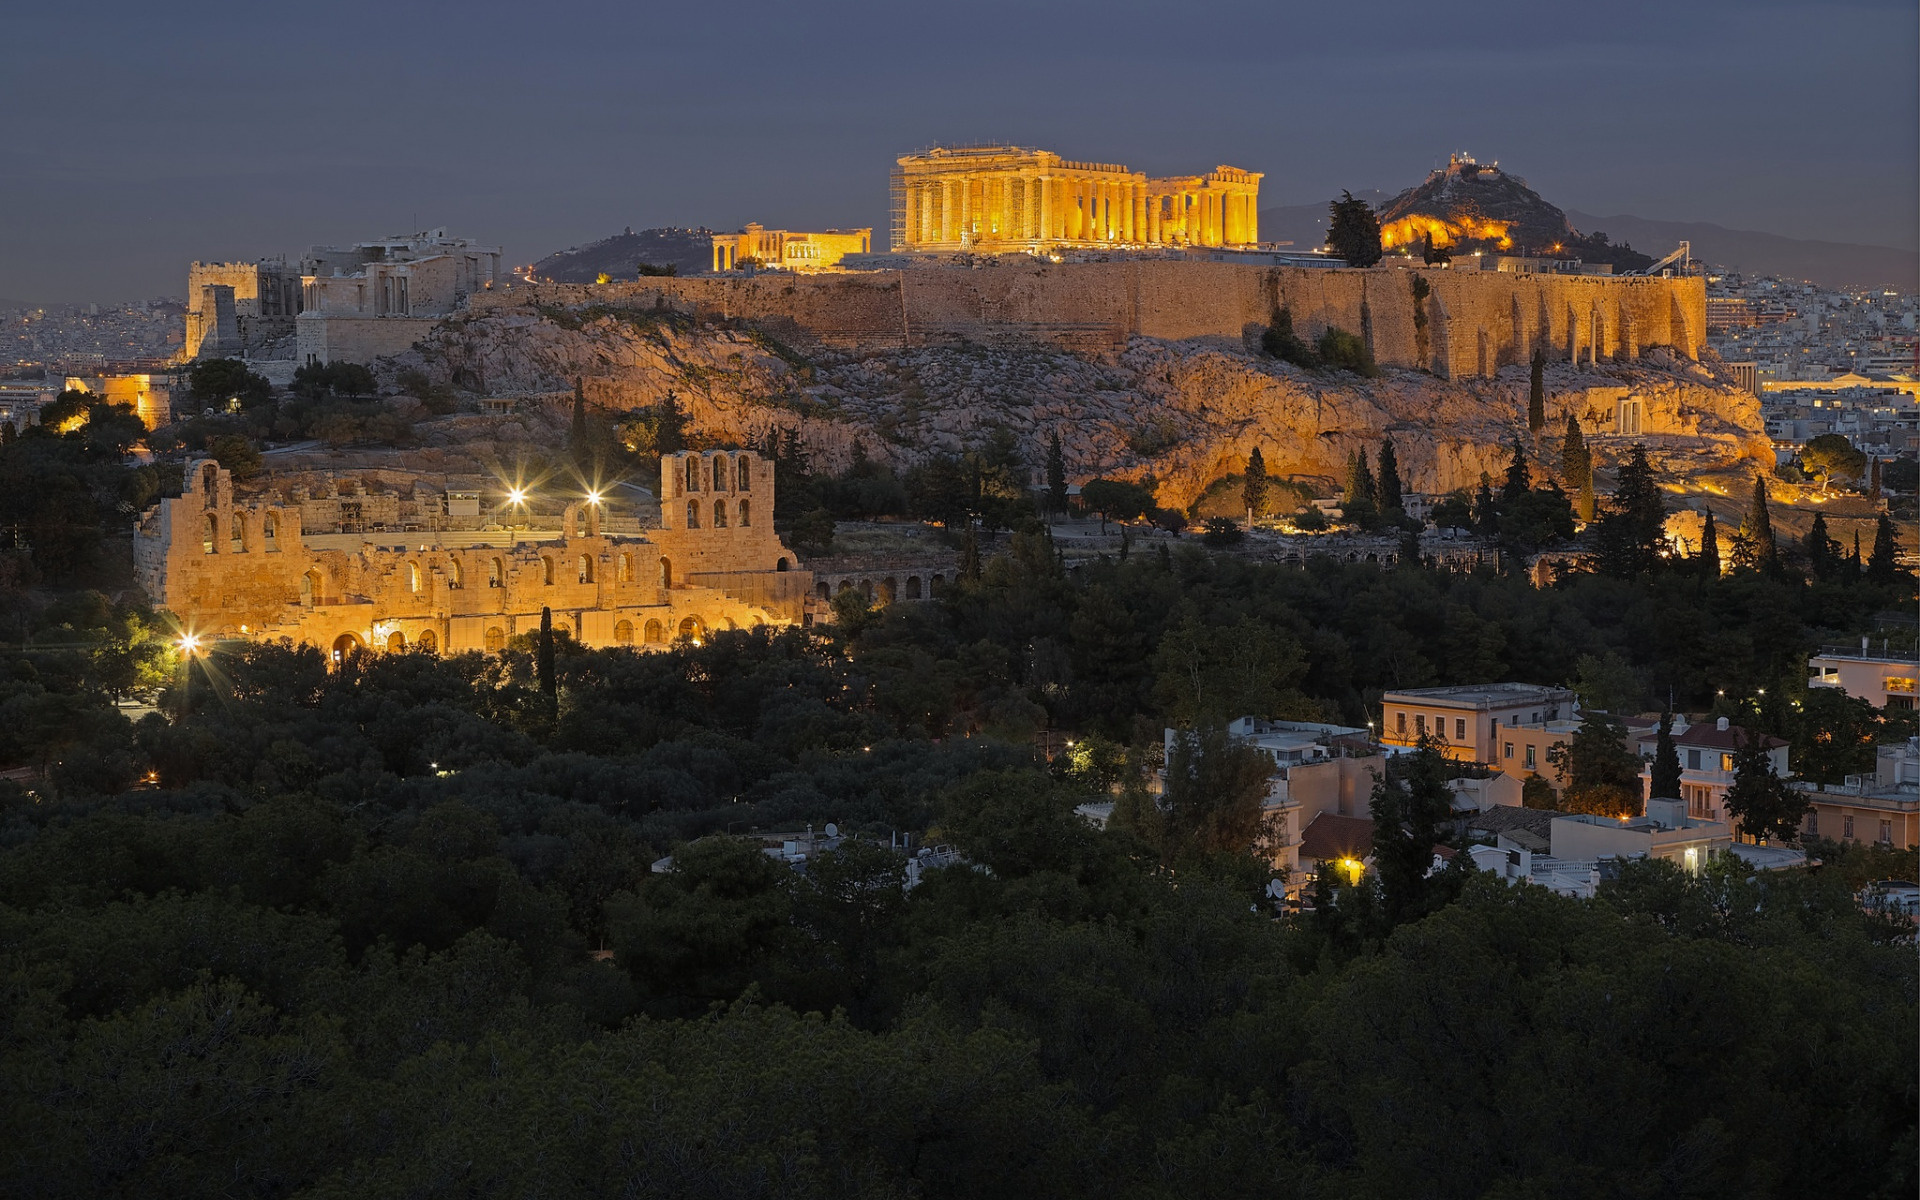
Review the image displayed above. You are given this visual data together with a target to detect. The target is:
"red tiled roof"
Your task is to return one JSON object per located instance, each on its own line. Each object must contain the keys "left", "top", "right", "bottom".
{"left": 1300, "top": 813, "right": 1375, "bottom": 864}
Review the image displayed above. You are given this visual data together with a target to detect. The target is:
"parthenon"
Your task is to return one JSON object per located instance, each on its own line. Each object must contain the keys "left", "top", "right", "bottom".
{"left": 890, "top": 145, "right": 1262, "bottom": 253}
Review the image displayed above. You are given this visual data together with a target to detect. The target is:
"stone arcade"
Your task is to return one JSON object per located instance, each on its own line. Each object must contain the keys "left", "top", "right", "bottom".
{"left": 135, "top": 451, "right": 816, "bottom": 660}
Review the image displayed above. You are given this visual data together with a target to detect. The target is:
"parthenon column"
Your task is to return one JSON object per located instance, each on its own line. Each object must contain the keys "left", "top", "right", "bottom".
{"left": 1039, "top": 178, "right": 1052, "bottom": 242}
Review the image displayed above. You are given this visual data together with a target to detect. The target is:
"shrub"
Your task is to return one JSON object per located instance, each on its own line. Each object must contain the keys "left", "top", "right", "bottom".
{"left": 1201, "top": 517, "right": 1244, "bottom": 547}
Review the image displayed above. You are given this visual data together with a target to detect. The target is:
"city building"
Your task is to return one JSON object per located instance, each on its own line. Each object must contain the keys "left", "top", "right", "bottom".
{"left": 1794, "top": 738, "right": 1920, "bottom": 850}
{"left": 890, "top": 145, "right": 1262, "bottom": 253}
{"left": 1379, "top": 683, "right": 1577, "bottom": 764}
{"left": 710, "top": 225, "right": 872, "bottom": 272}
{"left": 185, "top": 258, "right": 304, "bottom": 360}
{"left": 60, "top": 373, "right": 172, "bottom": 430}
{"left": 0, "top": 383, "right": 51, "bottom": 435}
{"left": 135, "top": 450, "right": 815, "bottom": 660}
{"left": 1549, "top": 798, "right": 1733, "bottom": 872}
{"left": 1635, "top": 717, "right": 1789, "bottom": 824}
{"left": 1808, "top": 642, "right": 1919, "bottom": 710}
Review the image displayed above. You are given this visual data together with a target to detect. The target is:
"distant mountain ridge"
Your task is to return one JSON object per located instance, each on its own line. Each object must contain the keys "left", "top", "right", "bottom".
{"left": 530, "top": 228, "right": 716, "bottom": 282}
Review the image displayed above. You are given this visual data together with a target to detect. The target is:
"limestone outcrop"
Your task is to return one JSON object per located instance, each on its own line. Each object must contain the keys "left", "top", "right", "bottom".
{"left": 385, "top": 306, "right": 1767, "bottom": 509}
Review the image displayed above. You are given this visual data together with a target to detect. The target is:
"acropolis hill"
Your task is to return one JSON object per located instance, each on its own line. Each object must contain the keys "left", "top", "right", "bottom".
{"left": 393, "top": 257, "right": 1760, "bottom": 508}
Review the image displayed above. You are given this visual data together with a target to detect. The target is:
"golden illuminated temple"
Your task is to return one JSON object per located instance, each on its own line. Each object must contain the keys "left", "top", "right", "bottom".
{"left": 890, "top": 145, "right": 1261, "bottom": 252}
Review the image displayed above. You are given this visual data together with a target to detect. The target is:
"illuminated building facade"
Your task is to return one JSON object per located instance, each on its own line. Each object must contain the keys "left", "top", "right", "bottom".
{"left": 711, "top": 224, "right": 873, "bottom": 272}
{"left": 890, "top": 145, "right": 1262, "bottom": 252}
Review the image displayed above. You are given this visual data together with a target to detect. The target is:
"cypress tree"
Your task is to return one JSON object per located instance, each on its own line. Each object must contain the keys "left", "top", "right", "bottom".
{"left": 1473, "top": 472, "right": 1499, "bottom": 535}
{"left": 1560, "top": 413, "right": 1593, "bottom": 519}
{"left": 1650, "top": 713, "right": 1683, "bottom": 800}
{"left": 538, "top": 606, "right": 556, "bottom": 701}
{"left": 1344, "top": 451, "right": 1379, "bottom": 527}
{"left": 1377, "top": 438, "right": 1404, "bottom": 513}
{"left": 570, "top": 378, "right": 590, "bottom": 468}
{"left": 1742, "top": 473, "right": 1778, "bottom": 574}
{"left": 960, "top": 528, "right": 982, "bottom": 581}
{"left": 1614, "top": 444, "right": 1665, "bottom": 571}
{"left": 1502, "top": 436, "right": 1530, "bottom": 502}
{"left": 1805, "top": 512, "right": 1839, "bottom": 579}
{"left": 1243, "top": 446, "right": 1269, "bottom": 521}
{"left": 1046, "top": 430, "right": 1068, "bottom": 516}
{"left": 1698, "top": 508, "right": 1720, "bottom": 578}
{"left": 1849, "top": 529, "right": 1863, "bottom": 572}
{"left": 1868, "top": 513, "right": 1899, "bottom": 583}
{"left": 1527, "top": 348, "right": 1546, "bottom": 432}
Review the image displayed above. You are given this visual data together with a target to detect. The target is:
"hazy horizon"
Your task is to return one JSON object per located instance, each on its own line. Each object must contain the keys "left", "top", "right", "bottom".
{"left": 4, "top": 0, "right": 1915, "bottom": 304}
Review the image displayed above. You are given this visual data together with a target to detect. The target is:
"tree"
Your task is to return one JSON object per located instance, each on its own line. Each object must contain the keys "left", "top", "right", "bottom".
{"left": 1527, "top": 349, "right": 1545, "bottom": 432}
{"left": 1376, "top": 438, "right": 1403, "bottom": 514}
{"left": 1792, "top": 686, "right": 1879, "bottom": 786}
{"left": 1593, "top": 444, "right": 1665, "bottom": 577}
{"left": 1546, "top": 711, "right": 1642, "bottom": 816}
{"left": 1368, "top": 738, "right": 1464, "bottom": 925}
{"left": 570, "top": 377, "right": 591, "bottom": 470}
{"left": 1159, "top": 726, "right": 1279, "bottom": 863}
{"left": 1804, "top": 512, "right": 1840, "bottom": 580}
{"left": 1045, "top": 430, "right": 1068, "bottom": 516}
{"left": 1560, "top": 412, "right": 1593, "bottom": 520}
{"left": 1242, "top": 446, "right": 1268, "bottom": 521}
{"left": 1343, "top": 451, "right": 1378, "bottom": 528}
{"left": 187, "top": 358, "right": 272, "bottom": 407}
{"left": 1801, "top": 433, "right": 1866, "bottom": 488}
{"left": 1316, "top": 327, "right": 1379, "bottom": 376}
{"left": 1201, "top": 517, "right": 1244, "bottom": 546}
{"left": 1737, "top": 473, "right": 1778, "bottom": 575}
{"left": 1261, "top": 307, "right": 1318, "bottom": 368}
{"left": 537, "top": 606, "right": 556, "bottom": 702}
{"left": 1867, "top": 513, "right": 1901, "bottom": 584}
{"left": 205, "top": 433, "right": 262, "bottom": 481}
{"left": 1326, "top": 191, "right": 1383, "bottom": 267}
{"left": 1501, "top": 436, "right": 1530, "bottom": 502}
{"left": 1649, "top": 712, "right": 1682, "bottom": 799}
{"left": 1152, "top": 613, "right": 1311, "bottom": 728}
{"left": 1720, "top": 725, "right": 1806, "bottom": 842}
{"left": 1078, "top": 477, "right": 1154, "bottom": 532}
{"left": 1697, "top": 508, "right": 1720, "bottom": 578}
{"left": 1472, "top": 473, "right": 1499, "bottom": 535}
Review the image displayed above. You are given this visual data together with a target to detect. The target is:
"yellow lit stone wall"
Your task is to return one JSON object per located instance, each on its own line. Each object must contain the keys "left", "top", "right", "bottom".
{"left": 711, "top": 225, "right": 873, "bottom": 272}
{"left": 135, "top": 454, "right": 815, "bottom": 660}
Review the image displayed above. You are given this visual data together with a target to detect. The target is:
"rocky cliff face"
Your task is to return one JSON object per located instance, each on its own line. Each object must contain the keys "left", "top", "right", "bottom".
{"left": 384, "top": 305, "right": 1768, "bottom": 507}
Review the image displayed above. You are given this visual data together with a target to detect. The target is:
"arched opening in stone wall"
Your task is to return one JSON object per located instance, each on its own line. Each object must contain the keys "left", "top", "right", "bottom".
{"left": 685, "top": 500, "right": 699, "bottom": 529}
{"left": 879, "top": 578, "right": 897, "bottom": 604}
{"left": 409, "top": 562, "right": 422, "bottom": 593}
{"left": 905, "top": 576, "right": 922, "bottom": 600}
{"left": 685, "top": 457, "right": 700, "bottom": 494}
{"left": 302, "top": 569, "right": 324, "bottom": 604}
{"left": 713, "top": 456, "right": 727, "bottom": 491}
{"left": 202, "top": 514, "right": 217, "bottom": 554}
{"left": 777, "top": 557, "right": 790, "bottom": 572}
{"left": 331, "top": 632, "right": 363, "bottom": 665}
{"left": 619, "top": 553, "right": 633, "bottom": 582}
{"left": 489, "top": 557, "right": 504, "bottom": 588}
{"left": 816, "top": 580, "right": 829, "bottom": 598}
{"left": 448, "top": 559, "right": 463, "bottom": 589}
{"left": 387, "top": 631, "right": 406, "bottom": 652}
{"left": 658, "top": 557, "right": 672, "bottom": 589}
{"left": 738, "top": 499, "right": 751, "bottom": 527}
{"left": 262, "top": 515, "right": 277, "bottom": 550}
{"left": 201, "top": 463, "right": 218, "bottom": 505}
{"left": 578, "top": 554, "right": 595, "bottom": 584}
{"left": 229, "top": 515, "right": 246, "bottom": 554}
{"left": 643, "top": 619, "right": 664, "bottom": 644}
{"left": 541, "top": 556, "right": 556, "bottom": 585}
{"left": 738, "top": 456, "right": 752, "bottom": 490}
{"left": 858, "top": 580, "right": 873, "bottom": 601}
{"left": 614, "top": 619, "right": 634, "bottom": 644}
{"left": 677, "top": 615, "right": 706, "bottom": 643}
{"left": 484, "top": 626, "right": 505, "bottom": 653}
{"left": 930, "top": 574, "right": 945, "bottom": 592}
{"left": 714, "top": 500, "right": 728, "bottom": 528}
{"left": 417, "top": 629, "right": 437, "bottom": 653}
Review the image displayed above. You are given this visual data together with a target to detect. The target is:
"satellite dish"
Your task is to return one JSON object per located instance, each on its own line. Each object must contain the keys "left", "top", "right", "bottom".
{"left": 824, "top": 823, "right": 839, "bottom": 838}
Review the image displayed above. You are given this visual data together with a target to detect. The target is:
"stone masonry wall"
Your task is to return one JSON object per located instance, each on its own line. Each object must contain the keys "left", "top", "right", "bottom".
{"left": 469, "top": 260, "right": 1705, "bottom": 379}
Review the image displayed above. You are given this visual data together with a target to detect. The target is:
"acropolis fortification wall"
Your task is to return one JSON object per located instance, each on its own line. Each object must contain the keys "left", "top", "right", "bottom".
{"left": 471, "top": 260, "right": 1704, "bottom": 379}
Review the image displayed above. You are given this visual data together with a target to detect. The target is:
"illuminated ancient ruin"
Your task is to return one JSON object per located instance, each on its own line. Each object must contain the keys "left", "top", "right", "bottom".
{"left": 890, "top": 145, "right": 1262, "bottom": 252}
{"left": 711, "top": 224, "right": 872, "bottom": 272}
{"left": 135, "top": 451, "right": 816, "bottom": 660}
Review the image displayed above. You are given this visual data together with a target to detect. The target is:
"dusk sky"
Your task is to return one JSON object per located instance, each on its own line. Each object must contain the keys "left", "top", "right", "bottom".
{"left": 4, "top": 0, "right": 1915, "bottom": 303}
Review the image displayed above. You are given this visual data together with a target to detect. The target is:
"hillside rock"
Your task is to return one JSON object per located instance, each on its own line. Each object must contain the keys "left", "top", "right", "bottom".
{"left": 383, "top": 305, "right": 1767, "bottom": 508}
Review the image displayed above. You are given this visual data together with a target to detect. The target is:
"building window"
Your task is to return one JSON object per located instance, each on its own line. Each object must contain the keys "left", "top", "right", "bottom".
{"left": 1720, "top": 753, "right": 1734, "bottom": 772}
{"left": 713, "top": 456, "right": 727, "bottom": 491}
{"left": 1503, "top": 742, "right": 1514, "bottom": 760}
{"left": 1806, "top": 811, "right": 1818, "bottom": 837}
{"left": 1843, "top": 815, "right": 1855, "bottom": 840}
{"left": 1687, "top": 749, "right": 1701, "bottom": 771}
{"left": 1455, "top": 718, "right": 1466, "bottom": 741}
{"left": 714, "top": 500, "right": 728, "bottom": 528}
{"left": 686, "top": 500, "right": 699, "bottom": 529}
{"left": 1395, "top": 712, "right": 1406, "bottom": 734}
{"left": 1415, "top": 715, "right": 1426, "bottom": 734}
{"left": 1880, "top": 820, "right": 1893, "bottom": 845}
{"left": 738, "top": 498, "right": 750, "bottom": 527}
{"left": 1524, "top": 745, "right": 1536, "bottom": 770}
{"left": 686, "top": 457, "right": 700, "bottom": 493}
{"left": 738, "top": 457, "right": 752, "bottom": 490}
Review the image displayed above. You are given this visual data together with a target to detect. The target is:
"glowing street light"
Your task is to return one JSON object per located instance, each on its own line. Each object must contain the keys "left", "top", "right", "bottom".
{"left": 506, "top": 487, "right": 527, "bottom": 507}
{"left": 585, "top": 489, "right": 604, "bottom": 506}
{"left": 176, "top": 633, "right": 202, "bottom": 656}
